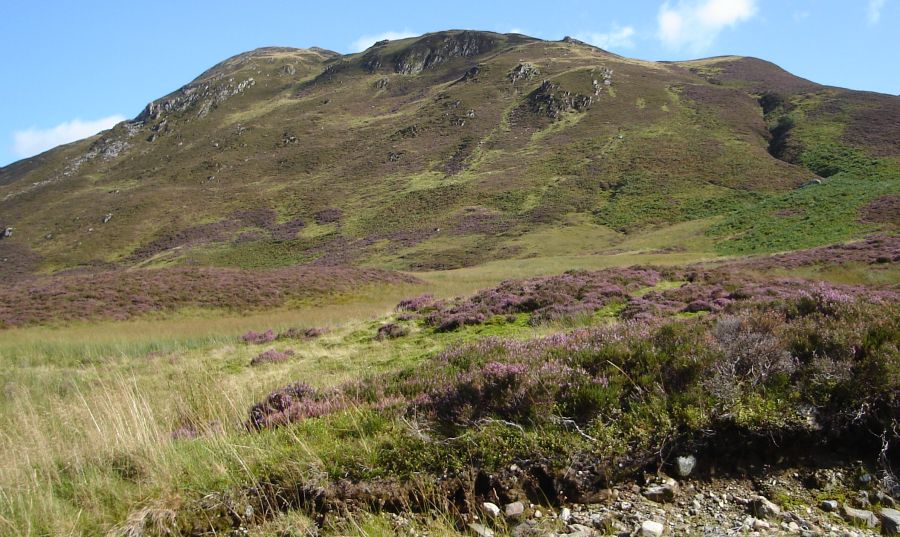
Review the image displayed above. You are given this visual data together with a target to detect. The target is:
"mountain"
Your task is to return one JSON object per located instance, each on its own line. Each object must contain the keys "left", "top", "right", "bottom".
{"left": 1, "top": 30, "right": 898, "bottom": 280}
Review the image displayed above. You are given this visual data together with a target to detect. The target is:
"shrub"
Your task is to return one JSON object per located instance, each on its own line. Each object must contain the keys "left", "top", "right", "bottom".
{"left": 247, "top": 383, "right": 344, "bottom": 429}
{"left": 242, "top": 329, "right": 276, "bottom": 344}
{"left": 396, "top": 294, "right": 436, "bottom": 312}
{"left": 278, "top": 327, "right": 327, "bottom": 340}
{"left": 708, "top": 312, "right": 797, "bottom": 403}
{"left": 375, "top": 323, "right": 409, "bottom": 340}
{"left": 250, "top": 348, "right": 295, "bottom": 366}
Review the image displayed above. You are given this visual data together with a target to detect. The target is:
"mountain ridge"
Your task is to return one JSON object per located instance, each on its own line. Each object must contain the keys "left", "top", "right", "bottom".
{"left": 1, "top": 30, "right": 897, "bottom": 280}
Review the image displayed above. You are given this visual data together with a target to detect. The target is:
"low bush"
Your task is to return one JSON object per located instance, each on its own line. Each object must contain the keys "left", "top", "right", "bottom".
{"left": 250, "top": 348, "right": 295, "bottom": 366}
{"left": 375, "top": 323, "right": 408, "bottom": 340}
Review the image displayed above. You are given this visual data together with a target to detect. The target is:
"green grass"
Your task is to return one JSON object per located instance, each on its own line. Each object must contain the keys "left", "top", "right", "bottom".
{"left": 709, "top": 173, "right": 900, "bottom": 254}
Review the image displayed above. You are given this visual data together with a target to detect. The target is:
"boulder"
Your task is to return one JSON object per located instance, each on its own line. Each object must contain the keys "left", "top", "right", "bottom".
{"left": 750, "top": 496, "right": 781, "bottom": 519}
{"left": 880, "top": 507, "right": 900, "bottom": 535}
{"left": 504, "top": 501, "right": 525, "bottom": 519}
{"left": 643, "top": 478, "right": 679, "bottom": 503}
{"left": 841, "top": 504, "right": 878, "bottom": 528}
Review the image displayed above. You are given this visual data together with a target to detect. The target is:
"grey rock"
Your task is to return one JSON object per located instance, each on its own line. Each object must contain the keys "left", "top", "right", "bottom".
{"left": 468, "top": 522, "right": 495, "bottom": 537}
{"left": 876, "top": 491, "right": 897, "bottom": 508}
{"left": 643, "top": 479, "right": 679, "bottom": 503}
{"left": 508, "top": 63, "right": 540, "bottom": 83}
{"left": 676, "top": 455, "right": 697, "bottom": 477}
{"left": 2, "top": 227, "right": 11, "bottom": 238}
{"left": 750, "top": 496, "right": 781, "bottom": 519}
{"left": 820, "top": 499, "right": 839, "bottom": 512}
{"left": 566, "top": 523, "right": 596, "bottom": 537}
{"left": 505, "top": 501, "right": 525, "bottom": 519}
{"left": 388, "top": 31, "right": 498, "bottom": 75}
{"left": 482, "top": 502, "right": 500, "bottom": 518}
{"left": 880, "top": 507, "right": 900, "bottom": 535}
{"left": 640, "top": 520, "right": 665, "bottom": 537}
{"left": 560, "top": 507, "right": 572, "bottom": 522}
{"left": 841, "top": 504, "right": 878, "bottom": 528}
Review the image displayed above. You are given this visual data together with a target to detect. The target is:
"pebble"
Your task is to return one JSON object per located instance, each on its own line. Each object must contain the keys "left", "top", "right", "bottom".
{"left": 676, "top": 455, "right": 697, "bottom": 477}
{"left": 482, "top": 502, "right": 500, "bottom": 518}
{"left": 467, "top": 523, "right": 494, "bottom": 537}
{"left": 505, "top": 501, "right": 525, "bottom": 519}
{"left": 640, "top": 520, "right": 665, "bottom": 537}
{"left": 750, "top": 495, "right": 782, "bottom": 519}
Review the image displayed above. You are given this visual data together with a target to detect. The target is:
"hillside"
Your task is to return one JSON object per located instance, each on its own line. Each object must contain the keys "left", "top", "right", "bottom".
{"left": 1, "top": 29, "right": 899, "bottom": 537}
{"left": 1, "top": 30, "right": 897, "bottom": 282}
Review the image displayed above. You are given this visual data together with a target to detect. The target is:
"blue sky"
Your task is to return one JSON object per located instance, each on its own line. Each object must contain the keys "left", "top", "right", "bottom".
{"left": 1, "top": 0, "right": 897, "bottom": 166}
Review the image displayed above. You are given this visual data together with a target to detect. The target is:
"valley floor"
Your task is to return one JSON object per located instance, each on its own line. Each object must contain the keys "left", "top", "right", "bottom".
{"left": 0, "top": 238, "right": 897, "bottom": 536}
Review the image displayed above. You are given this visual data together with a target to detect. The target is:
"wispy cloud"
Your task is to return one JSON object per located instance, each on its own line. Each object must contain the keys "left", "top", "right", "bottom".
{"left": 349, "top": 30, "right": 418, "bottom": 53}
{"left": 575, "top": 25, "right": 637, "bottom": 50}
{"left": 12, "top": 115, "right": 124, "bottom": 159}
{"left": 868, "top": 0, "right": 886, "bottom": 24}
{"left": 657, "top": 0, "right": 758, "bottom": 52}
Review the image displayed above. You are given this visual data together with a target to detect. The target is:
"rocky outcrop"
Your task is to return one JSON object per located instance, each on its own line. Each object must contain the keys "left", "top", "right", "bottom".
{"left": 362, "top": 31, "right": 501, "bottom": 75}
{"left": 509, "top": 63, "right": 540, "bottom": 83}
{"left": 137, "top": 77, "right": 256, "bottom": 123}
{"left": 526, "top": 80, "right": 593, "bottom": 119}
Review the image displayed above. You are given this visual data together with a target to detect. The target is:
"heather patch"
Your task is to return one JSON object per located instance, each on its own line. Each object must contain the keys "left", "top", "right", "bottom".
{"left": 250, "top": 348, "right": 295, "bottom": 366}
{"left": 248, "top": 295, "right": 899, "bottom": 476}
{"left": 242, "top": 329, "right": 276, "bottom": 344}
{"left": 375, "top": 323, "right": 409, "bottom": 340}
{"left": 860, "top": 195, "right": 900, "bottom": 225}
{"left": 400, "top": 256, "right": 898, "bottom": 331}
{"left": 726, "top": 235, "right": 900, "bottom": 270}
{"left": 418, "top": 267, "right": 661, "bottom": 331}
{"left": 0, "top": 266, "right": 416, "bottom": 327}
{"left": 242, "top": 326, "right": 327, "bottom": 344}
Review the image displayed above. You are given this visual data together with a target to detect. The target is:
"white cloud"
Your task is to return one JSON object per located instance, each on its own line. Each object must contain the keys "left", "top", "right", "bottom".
{"left": 868, "top": 0, "right": 886, "bottom": 24}
{"left": 349, "top": 30, "right": 418, "bottom": 53}
{"left": 657, "top": 0, "right": 758, "bottom": 52}
{"left": 575, "top": 25, "right": 638, "bottom": 50}
{"left": 12, "top": 115, "right": 125, "bottom": 159}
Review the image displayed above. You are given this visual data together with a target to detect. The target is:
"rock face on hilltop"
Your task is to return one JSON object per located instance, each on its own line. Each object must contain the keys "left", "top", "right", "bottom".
{"left": 362, "top": 30, "right": 521, "bottom": 75}
{"left": 0, "top": 30, "right": 897, "bottom": 278}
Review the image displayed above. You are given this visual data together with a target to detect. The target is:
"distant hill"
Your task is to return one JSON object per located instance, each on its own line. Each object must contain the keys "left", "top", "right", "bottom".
{"left": 1, "top": 30, "right": 897, "bottom": 279}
